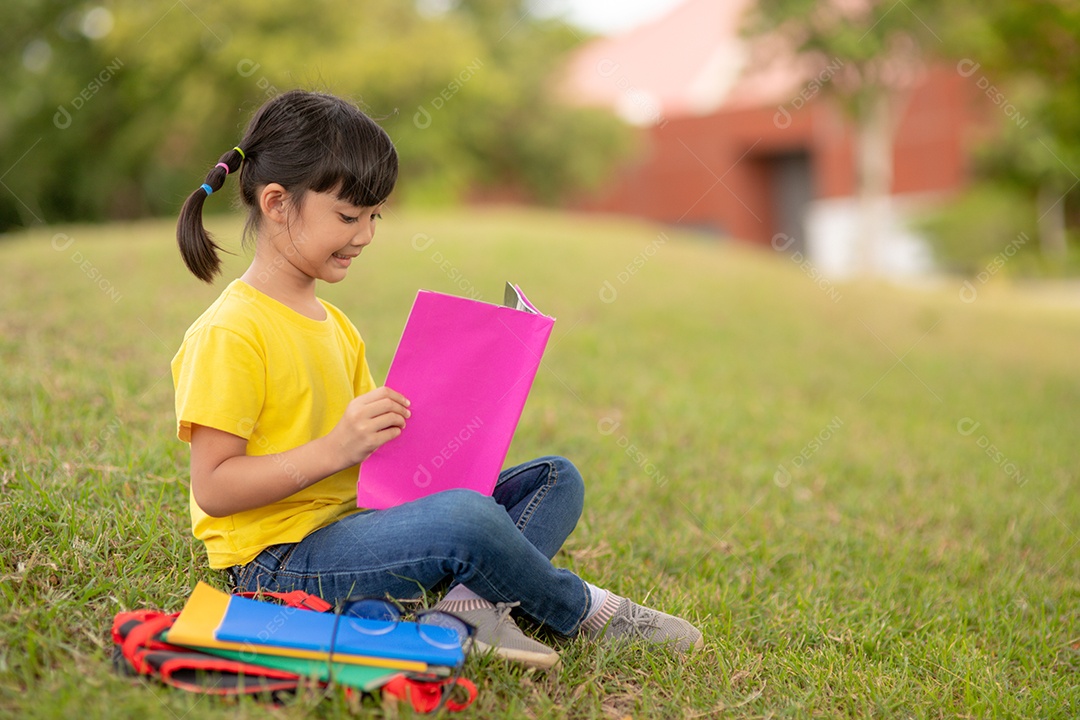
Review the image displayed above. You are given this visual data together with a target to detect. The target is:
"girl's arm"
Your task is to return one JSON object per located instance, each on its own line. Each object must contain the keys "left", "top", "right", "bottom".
{"left": 189, "top": 386, "right": 410, "bottom": 517}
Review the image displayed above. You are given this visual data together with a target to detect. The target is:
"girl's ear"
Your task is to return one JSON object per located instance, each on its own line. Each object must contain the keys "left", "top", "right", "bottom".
{"left": 258, "top": 183, "right": 290, "bottom": 225}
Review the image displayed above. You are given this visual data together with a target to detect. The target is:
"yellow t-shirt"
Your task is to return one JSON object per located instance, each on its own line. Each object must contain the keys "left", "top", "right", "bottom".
{"left": 171, "top": 279, "right": 376, "bottom": 568}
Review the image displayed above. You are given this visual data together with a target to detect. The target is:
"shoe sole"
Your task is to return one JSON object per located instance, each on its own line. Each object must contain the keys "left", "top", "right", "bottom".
{"left": 469, "top": 638, "right": 562, "bottom": 670}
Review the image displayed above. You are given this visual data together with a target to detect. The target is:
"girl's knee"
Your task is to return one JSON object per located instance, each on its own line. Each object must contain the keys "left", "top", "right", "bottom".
{"left": 547, "top": 456, "right": 585, "bottom": 513}
{"left": 428, "top": 489, "right": 508, "bottom": 538}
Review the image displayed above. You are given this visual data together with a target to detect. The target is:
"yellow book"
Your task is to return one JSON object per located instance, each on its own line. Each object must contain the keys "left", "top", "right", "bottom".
{"left": 167, "top": 582, "right": 428, "bottom": 674}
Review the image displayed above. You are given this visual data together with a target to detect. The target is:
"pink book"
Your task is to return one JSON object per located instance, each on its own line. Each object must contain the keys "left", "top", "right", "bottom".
{"left": 357, "top": 284, "right": 555, "bottom": 509}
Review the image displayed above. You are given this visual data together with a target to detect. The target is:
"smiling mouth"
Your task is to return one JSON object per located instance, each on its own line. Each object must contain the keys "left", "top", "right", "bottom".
{"left": 332, "top": 252, "right": 358, "bottom": 260}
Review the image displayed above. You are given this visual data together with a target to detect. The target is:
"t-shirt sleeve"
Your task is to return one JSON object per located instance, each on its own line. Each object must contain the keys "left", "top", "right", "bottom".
{"left": 354, "top": 341, "right": 376, "bottom": 397}
{"left": 172, "top": 325, "right": 266, "bottom": 443}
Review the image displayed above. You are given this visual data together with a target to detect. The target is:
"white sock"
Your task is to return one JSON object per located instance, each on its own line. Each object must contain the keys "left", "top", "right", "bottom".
{"left": 442, "top": 583, "right": 616, "bottom": 624}
{"left": 442, "top": 585, "right": 485, "bottom": 603}
{"left": 582, "top": 582, "right": 612, "bottom": 623}
{"left": 438, "top": 584, "right": 494, "bottom": 611}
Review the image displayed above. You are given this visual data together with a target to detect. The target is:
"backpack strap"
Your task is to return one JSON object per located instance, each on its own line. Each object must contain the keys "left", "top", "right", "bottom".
{"left": 112, "top": 609, "right": 302, "bottom": 696}
{"left": 120, "top": 614, "right": 179, "bottom": 675}
{"left": 232, "top": 589, "right": 333, "bottom": 613}
{"left": 382, "top": 674, "right": 478, "bottom": 713}
{"left": 111, "top": 610, "right": 173, "bottom": 647}
{"left": 144, "top": 649, "right": 300, "bottom": 695}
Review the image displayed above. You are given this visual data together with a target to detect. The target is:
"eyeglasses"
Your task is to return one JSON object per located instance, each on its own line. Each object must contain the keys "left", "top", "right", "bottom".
{"left": 336, "top": 597, "right": 474, "bottom": 649}
{"left": 327, "top": 596, "right": 476, "bottom": 712}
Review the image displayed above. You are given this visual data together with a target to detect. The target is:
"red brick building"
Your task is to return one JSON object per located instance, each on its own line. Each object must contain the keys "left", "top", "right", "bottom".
{"left": 563, "top": 0, "right": 986, "bottom": 276}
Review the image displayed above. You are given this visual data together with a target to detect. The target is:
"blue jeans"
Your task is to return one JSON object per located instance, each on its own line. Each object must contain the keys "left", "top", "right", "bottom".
{"left": 232, "top": 456, "right": 592, "bottom": 636}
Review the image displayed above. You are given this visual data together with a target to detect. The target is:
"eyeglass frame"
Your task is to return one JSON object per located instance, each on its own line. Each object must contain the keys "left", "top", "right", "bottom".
{"left": 325, "top": 595, "right": 477, "bottom": 713}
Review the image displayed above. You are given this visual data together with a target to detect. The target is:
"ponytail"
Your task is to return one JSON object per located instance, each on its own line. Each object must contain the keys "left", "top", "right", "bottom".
{"left": 176, "top": 147, "right": 246, "bottom": 283}
{"left": 177, "top": 91, "right": 398, "bottom": 284}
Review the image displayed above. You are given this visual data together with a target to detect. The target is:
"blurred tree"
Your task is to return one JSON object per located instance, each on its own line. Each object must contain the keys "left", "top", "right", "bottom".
{"left": 0, "top": 0, "right": 631, "bottom": 232}
{"left": 1, "top": 0, "right": 122, "bottom": 227}
{"left": 749, "top": 0, "right": 965, "bottom": 274}
{"left": 954, "top": 0, "right": 1080, "bottom": 260}
{"left": 913, "top": 182, "right": 1036, "bottom": 275}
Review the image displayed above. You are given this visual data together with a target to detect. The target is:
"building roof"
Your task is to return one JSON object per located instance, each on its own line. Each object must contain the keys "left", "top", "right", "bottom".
{"left": 562, "top": 0, "right": 812, "bottom": 124}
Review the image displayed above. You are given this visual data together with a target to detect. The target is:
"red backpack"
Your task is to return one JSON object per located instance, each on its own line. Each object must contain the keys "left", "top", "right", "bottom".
{"left": 112, "top": 608, "right": 303, "bottom": 697}
{"left": 110, "top": 589, "right": 477, "bottom": 712}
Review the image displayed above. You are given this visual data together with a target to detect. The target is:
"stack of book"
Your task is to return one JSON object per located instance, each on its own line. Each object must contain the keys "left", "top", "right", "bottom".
{"left": 166, "top": 582, "right": 462, "bottom": 690}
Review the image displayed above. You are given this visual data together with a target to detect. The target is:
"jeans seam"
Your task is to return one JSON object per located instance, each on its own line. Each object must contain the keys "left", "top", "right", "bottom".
{"left": 235, "top": 562, "right": 255, "bottom": 590}
{"left": 274, "top": 541, "right": 301, "bottom": 572}
{"left": 242, "top": 542, "right": 304, "bottom": 591}
{"left": 434, "top": 553, "right": 584, "bottom": 636}
{"left": 274, "top": 541, "right": 335, "bottom": 588}
{"left": 515, "top": 459, "right": 557, "bottom": 535}
{"left": 571, "top": 578, "right": 590, "bottom": 633}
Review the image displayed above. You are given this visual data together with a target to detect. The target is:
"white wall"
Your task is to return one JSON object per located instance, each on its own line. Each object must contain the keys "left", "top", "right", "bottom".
{"left": 805, "top": 194, "right": 937, "bottom": 279}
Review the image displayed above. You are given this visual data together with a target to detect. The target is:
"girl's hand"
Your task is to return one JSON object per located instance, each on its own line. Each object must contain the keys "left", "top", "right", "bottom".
{"left": 328, "top": 386, "right": 411, "bottom": 467}
{"left": 189, "top": 386, "right": 411, "bottom": 517}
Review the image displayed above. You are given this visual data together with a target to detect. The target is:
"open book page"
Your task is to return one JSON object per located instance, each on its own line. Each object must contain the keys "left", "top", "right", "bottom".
{"left": 503, "top": 282, "right": 540, "bottom": 314}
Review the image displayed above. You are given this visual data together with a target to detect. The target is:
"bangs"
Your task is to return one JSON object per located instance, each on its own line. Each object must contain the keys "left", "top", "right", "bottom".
{"left": 309, "top": 108, "right": 399, "bottom": 208}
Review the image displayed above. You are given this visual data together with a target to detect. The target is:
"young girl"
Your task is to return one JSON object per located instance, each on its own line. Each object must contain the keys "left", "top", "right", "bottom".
{"left": 171, "top": 89, "right": 701, "bottom": 670}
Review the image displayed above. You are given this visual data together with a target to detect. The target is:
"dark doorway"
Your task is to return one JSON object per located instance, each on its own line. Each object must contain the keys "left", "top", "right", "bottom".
{"left": 768, "top": 151, "right": 814, "bottom": 254}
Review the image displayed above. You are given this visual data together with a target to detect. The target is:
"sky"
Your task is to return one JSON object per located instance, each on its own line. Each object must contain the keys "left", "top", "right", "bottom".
{"left": 414, "top": 0, "right": 689, "bottom": 36}
{"left": 541, "top": 0, "right": 687, "bottom": 35}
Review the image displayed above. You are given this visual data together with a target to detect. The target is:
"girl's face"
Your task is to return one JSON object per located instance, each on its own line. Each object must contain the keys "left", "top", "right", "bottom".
{"left": 267, "top": 189, "right": 383, "bottom": 284}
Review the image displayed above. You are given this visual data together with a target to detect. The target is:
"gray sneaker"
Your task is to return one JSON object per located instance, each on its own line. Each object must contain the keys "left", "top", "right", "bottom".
{"left": 436, "top": 600, "right": 561, "bottom": 670}
{"left": 583, "top": 596, "right": 703, "bottom": 652}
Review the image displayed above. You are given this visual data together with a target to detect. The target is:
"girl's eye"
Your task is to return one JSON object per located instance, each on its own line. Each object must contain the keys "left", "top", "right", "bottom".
{"left": 340, "top": 214, "right": 359, "bottom": 224}
{"left": 371, "top": 212, "right": 382, "bottom": 221}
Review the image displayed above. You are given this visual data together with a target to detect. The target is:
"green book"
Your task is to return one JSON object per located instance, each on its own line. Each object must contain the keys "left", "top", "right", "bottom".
{"left": 163, "top": 631, "right": 399, "bottom": 691}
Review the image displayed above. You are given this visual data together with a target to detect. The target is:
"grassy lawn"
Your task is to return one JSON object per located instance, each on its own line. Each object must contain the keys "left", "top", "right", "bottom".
{"left": 1, "top": 206, "right": 1078, "bottom": 718}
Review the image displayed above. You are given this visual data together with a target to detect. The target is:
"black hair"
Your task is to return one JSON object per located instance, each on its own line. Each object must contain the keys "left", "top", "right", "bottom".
{"left": 176, "top": 89, "right": 398, "bottom": 282}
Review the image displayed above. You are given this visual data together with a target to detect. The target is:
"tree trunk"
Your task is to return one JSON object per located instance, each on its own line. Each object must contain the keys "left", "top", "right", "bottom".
{"left": 854, "top": 91, "right": 894, "bottom": 276}
{"left": 1037, "top": 181, "right": 1067, "bottom": 259}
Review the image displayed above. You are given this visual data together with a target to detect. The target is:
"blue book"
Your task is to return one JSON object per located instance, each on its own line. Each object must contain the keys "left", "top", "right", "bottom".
{"left": 214, "top": 594, "right": 464, "bottom": 668}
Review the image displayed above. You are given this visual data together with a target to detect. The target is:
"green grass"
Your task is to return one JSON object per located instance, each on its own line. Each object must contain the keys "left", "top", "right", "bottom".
{"left": 1, "top": 206, "right": 1078, "bottom": 718}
